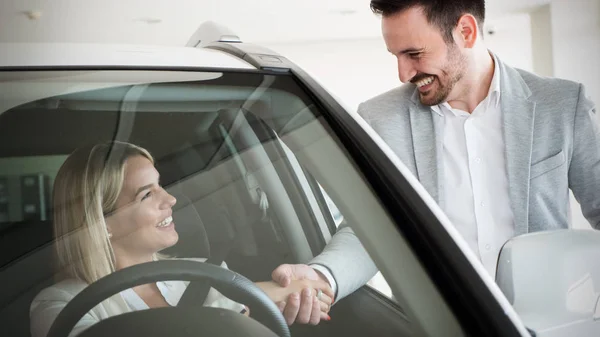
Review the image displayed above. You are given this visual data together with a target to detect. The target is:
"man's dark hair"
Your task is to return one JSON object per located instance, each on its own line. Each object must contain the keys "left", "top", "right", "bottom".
{"left": 370, "top": 0, "right": 486, "bottom": 43}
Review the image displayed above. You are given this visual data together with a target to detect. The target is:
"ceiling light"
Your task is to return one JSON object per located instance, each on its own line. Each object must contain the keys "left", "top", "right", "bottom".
{"left": 135, "top": 17, "right": 162, "bottom": 24}
{"left": 24, "top": 10, "right": 42, "bottom": 20}
{"left": 329, "top": 9, "right": 357, "bottom": 16}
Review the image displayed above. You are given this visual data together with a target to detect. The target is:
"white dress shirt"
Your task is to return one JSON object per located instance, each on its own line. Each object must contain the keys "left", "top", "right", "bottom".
{"left": 432, "top": 59, "right": 515, "bottom": 277}
{"left": 316, "top": 59, "right": 515, "bottom": 296}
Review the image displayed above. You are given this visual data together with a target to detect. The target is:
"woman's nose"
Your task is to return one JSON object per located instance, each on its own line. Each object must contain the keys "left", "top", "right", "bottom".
{"left": 160, "top": 189, "right": 177, "bottom": 208}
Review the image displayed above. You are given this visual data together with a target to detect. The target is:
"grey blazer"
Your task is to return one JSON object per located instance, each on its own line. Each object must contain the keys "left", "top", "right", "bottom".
{"left": 311, "top": 55, "right": 600, "bottom": 300}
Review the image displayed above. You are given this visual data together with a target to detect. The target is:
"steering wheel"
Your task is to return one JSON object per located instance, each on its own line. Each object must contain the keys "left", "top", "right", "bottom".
{"left": 46, "top": 260, "right": 290, "bottom": 337}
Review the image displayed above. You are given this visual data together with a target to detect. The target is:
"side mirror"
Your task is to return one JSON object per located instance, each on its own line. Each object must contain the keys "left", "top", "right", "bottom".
{"left": 496, "top": 229, "right": 600, "bottom": 336}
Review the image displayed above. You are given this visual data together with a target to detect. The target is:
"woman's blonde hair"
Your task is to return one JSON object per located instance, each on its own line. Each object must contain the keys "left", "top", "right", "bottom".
{"left": 53, "top": 141, "right": 154, "bottom": 284}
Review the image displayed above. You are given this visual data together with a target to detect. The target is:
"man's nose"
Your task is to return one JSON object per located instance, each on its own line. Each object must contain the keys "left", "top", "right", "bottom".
{"left": 397, "top": 57, "right": 416, "bottom": 84}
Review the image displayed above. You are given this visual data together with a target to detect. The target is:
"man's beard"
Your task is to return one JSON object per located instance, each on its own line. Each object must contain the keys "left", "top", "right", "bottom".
{"left": 416, "top": 44, "right": 466, "bottom": 106}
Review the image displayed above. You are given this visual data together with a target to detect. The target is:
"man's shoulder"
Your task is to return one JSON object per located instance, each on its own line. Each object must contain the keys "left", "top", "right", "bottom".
{"left": 513, "top": 67, "right": 581, "bottom": 96}
{"left": 359, "top": 84, "right": 416, "bottom": 119}
{"left": 362, "top": 84, "right": 415, "bottom": 108}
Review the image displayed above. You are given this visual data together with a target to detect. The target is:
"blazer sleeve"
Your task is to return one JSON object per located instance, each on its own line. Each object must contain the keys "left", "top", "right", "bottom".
{"left": 568, "top": 84, "right": 600, "bottom": 229}
{"left": 30, "top": 287, "right": 99, "bottom": 337}
{"left": 309, "top": 226, "right": 378, "bottom": 301}
{"left": 357, "top": 102, "right": 372, "bottom": 125}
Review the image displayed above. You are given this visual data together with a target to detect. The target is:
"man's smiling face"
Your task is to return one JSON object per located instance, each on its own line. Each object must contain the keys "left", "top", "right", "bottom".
{"left": 383, "top": 6, "right": 467, "bottom": 106}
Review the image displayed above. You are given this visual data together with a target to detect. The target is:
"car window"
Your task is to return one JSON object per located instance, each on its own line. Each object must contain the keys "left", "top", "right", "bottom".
{"left": 316, "top": 184, "right": 395, "bottom": 300}
{"left": 0, "top": 69, "right": 432, "bottom": 337}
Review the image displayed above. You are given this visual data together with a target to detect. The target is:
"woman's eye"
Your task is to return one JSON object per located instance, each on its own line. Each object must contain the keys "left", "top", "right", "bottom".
{"left": 141, "top": 191, "right": 152, "bottom": 201}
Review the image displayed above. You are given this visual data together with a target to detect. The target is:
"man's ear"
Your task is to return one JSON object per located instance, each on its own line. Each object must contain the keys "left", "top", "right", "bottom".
{"left": 455, "top": 14, "right": 479, "bottom": 48}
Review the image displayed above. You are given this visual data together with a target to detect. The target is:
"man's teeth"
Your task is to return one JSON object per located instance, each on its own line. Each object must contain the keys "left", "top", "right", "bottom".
{"left": 157, "top": 216, "right": 173, "bottom": 227}
{"left": 416, "top": 76, "right": 434, "bottom": 88}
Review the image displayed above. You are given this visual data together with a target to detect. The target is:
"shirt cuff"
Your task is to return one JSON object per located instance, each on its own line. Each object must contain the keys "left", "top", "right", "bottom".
{"left": 309, "top": 264, "right": 337, "bottom": 299}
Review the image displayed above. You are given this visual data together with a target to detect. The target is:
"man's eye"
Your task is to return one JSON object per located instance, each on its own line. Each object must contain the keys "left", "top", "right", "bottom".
{"left": 141, "top": 191, "right": 152, "bottom": 201}
{"left": 409, "top": 53, "right": 421, "bottom": 59}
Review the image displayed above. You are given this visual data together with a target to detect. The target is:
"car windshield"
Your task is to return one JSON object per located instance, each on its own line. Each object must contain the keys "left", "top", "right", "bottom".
{"left": 0, "top": 68, "right": 441, "bottom": 337}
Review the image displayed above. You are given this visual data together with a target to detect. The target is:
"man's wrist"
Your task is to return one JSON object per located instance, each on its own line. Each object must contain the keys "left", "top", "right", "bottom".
{"left": 309, "top": 264, "right": 337, "bottom": 299}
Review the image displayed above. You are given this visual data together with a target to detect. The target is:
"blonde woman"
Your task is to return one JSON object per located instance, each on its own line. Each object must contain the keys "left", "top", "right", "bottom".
{"left": 30, "top": 141, "right": 332, "bottom": 337}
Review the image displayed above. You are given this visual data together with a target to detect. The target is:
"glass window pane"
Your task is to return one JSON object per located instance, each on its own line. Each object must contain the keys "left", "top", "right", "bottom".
{"left": 0, "top": 69, "right": 413, "bottom": 337}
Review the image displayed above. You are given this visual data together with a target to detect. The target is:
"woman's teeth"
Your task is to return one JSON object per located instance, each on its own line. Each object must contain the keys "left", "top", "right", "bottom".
{"left": 416, "top": 76, "right": 434, "bottom": 88}
{"left": 157, "top": 216, "right": 173, "bottom": 227}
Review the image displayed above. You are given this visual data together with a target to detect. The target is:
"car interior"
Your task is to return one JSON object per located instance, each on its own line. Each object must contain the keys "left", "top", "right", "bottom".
{"left": 0, "top": 69, "right": 413, "bottom": 337}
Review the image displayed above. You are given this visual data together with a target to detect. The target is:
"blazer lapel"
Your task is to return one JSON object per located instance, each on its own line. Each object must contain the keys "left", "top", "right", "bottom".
{"left": 497, "top": 57, "right": 536, "bottom": 235}
{"left": 409, "top": 89, "right": 443, "bottom": 205}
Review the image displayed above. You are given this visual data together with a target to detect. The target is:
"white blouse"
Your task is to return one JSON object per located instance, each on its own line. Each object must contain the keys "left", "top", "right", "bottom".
{"left": 119, "top": 280, "right": 246, "bottom": 312}
{"left": 30, "top": 259, "right": 245, "bottom": 337}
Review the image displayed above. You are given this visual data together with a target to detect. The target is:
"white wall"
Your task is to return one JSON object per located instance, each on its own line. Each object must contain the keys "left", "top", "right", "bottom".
{"left": 484, "top": 13, "right": 534, "bottom": 71}
{"left": 266, "top": 13, "right": 534, "bottom": 112}
{"left": 266, "top": 38, "right": 398, "bottom": 112}
{"left": 551, "top": 0, "right": 600, "bottom": 103}
{"left": 530, "top": 5, "right": 554, "bottom": 77}
{"left": 548, "top": 0, "right": 600, "bottom": 229}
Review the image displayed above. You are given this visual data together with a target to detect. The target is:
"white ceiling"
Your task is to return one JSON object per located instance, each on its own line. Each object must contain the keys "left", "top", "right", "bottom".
{"left": 0, "top": 0, "right": 554, "bottom": 46}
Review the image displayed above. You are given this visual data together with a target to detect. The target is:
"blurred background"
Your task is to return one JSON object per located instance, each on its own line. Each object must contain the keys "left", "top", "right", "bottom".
{"left": 1, "top": 0, "right": 597, "bottom": 230}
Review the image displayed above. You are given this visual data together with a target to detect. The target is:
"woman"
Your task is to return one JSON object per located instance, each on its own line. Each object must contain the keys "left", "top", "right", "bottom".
{"left": 30, "top": 141, "right": 332, "bottom": 337}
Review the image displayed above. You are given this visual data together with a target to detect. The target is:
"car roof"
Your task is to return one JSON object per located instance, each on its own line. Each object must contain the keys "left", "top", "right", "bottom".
{"left": 0, "top": 42, "right": 256, "bottom": 69}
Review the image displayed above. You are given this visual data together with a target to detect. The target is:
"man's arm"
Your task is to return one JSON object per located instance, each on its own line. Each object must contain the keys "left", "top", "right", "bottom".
{"left": 568, "top": 84, "right": 600, "bottom": 228}
{"left": 309, "top": 226, "right": 378, "bottom": 301}
{"left": 271, "top": 226, "right": 378, "bottom": 325}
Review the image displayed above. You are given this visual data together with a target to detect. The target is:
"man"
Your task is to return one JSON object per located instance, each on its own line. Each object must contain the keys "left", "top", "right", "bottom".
{"left": 272, "top": 0, "right": 600, "bottom": 325}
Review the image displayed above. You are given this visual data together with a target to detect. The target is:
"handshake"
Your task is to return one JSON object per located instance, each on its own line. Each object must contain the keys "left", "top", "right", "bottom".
{"left": 256, "top": 264, "right": 333, "bottom": 325}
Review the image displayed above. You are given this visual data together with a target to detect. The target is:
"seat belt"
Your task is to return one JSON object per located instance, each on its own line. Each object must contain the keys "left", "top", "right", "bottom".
{"left": 179, "top": 122, "right": 272, "bottom": 308}
{"left": 177, "top": 233, "right": 240, "bottom": 308}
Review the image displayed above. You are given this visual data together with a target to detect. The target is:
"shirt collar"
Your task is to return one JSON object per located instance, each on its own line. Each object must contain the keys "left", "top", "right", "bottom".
{"left": 430, "top": 53, "right": 501, "bottom": 116}
{"left": 488, "top": 54, "right": 501, "bottom": 107}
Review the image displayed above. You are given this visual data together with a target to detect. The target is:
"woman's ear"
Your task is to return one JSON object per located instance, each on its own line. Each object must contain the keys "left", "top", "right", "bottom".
{"left": 105, "top": 217, "right": 114, "bottom": 239}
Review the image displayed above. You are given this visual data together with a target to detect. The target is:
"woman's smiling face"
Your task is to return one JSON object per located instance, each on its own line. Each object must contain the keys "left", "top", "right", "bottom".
{"left": 106, "top": 155, "right": 178, "bottom": 257}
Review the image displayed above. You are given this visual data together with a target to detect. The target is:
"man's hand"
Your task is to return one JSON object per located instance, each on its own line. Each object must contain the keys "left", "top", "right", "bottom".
{"left": 271, "top": 264, "right": 334, "bottom": 325}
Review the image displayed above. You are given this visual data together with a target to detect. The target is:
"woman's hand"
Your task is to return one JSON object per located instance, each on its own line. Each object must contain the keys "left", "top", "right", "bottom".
{"left": 256, "top": 279, "right": 333, "bottom": 319}
{"left": 270, "top": 264, "right": 335, "bottom": 325}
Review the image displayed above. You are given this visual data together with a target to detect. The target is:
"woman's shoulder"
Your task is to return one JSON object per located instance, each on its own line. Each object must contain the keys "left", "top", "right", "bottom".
{"left": 32, "top": 278, "right": 88, "bottom": 303}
